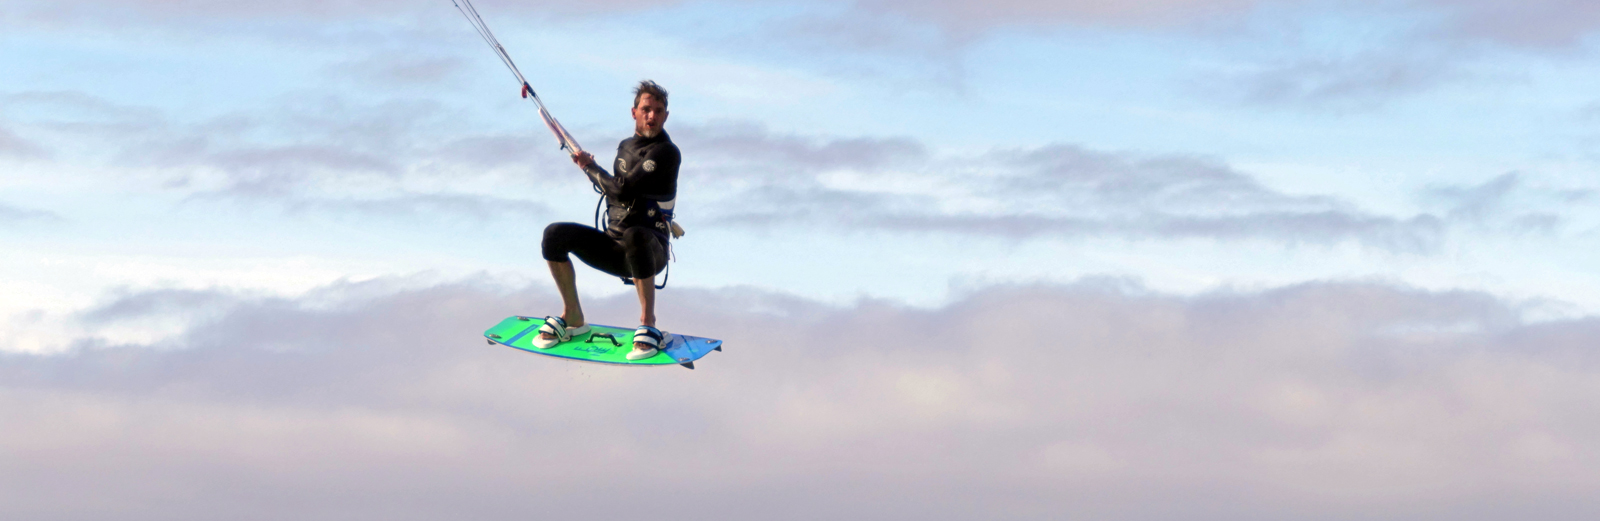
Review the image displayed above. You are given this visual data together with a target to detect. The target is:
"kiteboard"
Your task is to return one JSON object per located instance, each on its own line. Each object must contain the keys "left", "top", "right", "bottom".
{"left": 483, "top": 316, "right": 722, "bottom": 369}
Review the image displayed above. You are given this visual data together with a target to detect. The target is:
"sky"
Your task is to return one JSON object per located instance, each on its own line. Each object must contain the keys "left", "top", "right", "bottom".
{"left": 2, "top": 0, "right": 1599, "bottom": 518}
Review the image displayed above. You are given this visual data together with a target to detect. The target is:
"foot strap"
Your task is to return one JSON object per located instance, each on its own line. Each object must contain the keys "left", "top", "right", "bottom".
{"left": 633, "top": 325, "right": 665, "bottom": 348}
{"left": 539, "top": 316, "right": 572, "bottom": 342}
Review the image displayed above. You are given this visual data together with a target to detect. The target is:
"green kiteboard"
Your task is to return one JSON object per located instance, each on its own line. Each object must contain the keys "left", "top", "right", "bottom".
{"left": 483, "top": 316, "right": 723, "bottom": 369}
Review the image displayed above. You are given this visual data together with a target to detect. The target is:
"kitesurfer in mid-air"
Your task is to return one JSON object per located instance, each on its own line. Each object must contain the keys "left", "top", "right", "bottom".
{"left": 534, "top": 80, "right": 680, "bottom": 360}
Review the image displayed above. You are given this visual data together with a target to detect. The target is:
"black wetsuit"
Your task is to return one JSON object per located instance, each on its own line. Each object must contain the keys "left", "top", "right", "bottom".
{"left": 542, "top": 131, "right": 680, "bottom": 280}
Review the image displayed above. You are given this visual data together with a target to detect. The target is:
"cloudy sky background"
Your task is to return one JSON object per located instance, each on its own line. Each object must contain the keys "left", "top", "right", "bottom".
{"left": 3, "top": 0, "right": 1600, "bottom": 518}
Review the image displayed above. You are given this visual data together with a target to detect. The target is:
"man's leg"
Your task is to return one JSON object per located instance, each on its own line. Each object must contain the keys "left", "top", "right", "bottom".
{"left": 634, "top": 275, "right": 655, "bottom": 329}
{"left": 549, "top": 260, "right": 585, "bottom": 329}
{"left": 620, "top": 227, "right": 666, "bottom": 352}
{"left": 540, "top": 222, "right": 624, "bottom": 341}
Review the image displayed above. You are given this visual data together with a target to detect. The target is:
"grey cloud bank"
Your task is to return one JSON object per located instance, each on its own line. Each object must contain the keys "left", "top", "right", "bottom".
{"left": 3, "top": 277, "right": 1599, "bottom": 519}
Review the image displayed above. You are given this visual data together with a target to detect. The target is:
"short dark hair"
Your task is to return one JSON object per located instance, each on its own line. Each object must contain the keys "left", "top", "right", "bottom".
{"left": 632, "top": 80, "right": 668, "bottom": 109}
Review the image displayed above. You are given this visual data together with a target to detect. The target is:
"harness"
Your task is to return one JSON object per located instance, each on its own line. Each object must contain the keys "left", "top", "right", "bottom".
{"left": 593, "top": 188, "right": 681, "bottom": 290}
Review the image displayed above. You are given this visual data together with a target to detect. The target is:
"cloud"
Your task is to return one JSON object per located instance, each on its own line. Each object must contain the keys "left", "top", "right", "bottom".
{"left": 1423, "top": 172, "right": 1595, "bottom": 233}
{"left": 10, "top": 0, "right": 1599, "bottom": 49}
{"left": 0, "top": 126, "right": 49, "bottom": 159}
{"left": 78, "top": 288, "right": 244, "bottom": 323}
{"left": 11, "top": 83, "right": 1573, "bottom": 251}
{"left": 861, "top": 0, "right": 1600, "bottom": 51}
{"left": 0, "top": 0, "right": 685, "bottom": 29}
{"left": 8, "top": 0, "right": 1600, "bottom": 57}
{"left": 333, "top": 54, "right": 468, "bottom": 86}
{"left": 11, "top": 84, "right": 1561, "bottom": 251}
{"left": 803, "top": 1, "right": 1599, "bottom": 106}
{"left": 859, "top": 0, "right": 1269, "bottom": 35}
{"left": 8, "top": 90, "right": 574, "bottom": 220}
{"left": 0, "top": 202, "right": 62, "bottom": 224}
{"left": 1206, "top": 50, "right": 1468, "bottom": 110}
{"left": 681, "top": 121, "right": 928, "bottom": 175}
{"left": 1428, "top": 0, "right": 1600, "bottom": 48}
{"left": 679, "top": 124, "right": 1448, "bottom": 251}
{"left": 1, "top": 91, "right": 164, "bottom": 127}
{"left": 10, "top": 0, "right": 1593, "bottom": 111}
{"left": 264, "top": 192, "right": 555, "bottom": 222}
{"left": 4, "top": 276, "right": 1600, "bottom": 518}
{"left": 1581, "top": 102, "right": 1600, "bottom": 121}
{"left": 20, "top": 87, "right": 1451, "bottom": 250}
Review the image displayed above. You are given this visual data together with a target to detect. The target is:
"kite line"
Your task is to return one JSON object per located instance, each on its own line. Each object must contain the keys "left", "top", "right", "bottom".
{"left": 452, "top": 0, "right": 584, "bottom": 156}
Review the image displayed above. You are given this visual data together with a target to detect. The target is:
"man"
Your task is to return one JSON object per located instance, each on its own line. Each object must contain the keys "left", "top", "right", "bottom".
{"left": 534, "top": 80, "right": 680, "bottom": 360}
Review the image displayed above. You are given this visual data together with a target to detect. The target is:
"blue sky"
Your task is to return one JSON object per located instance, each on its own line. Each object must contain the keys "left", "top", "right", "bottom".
{"left": 3, "top": 0, "right": 1600, "bottom": 518}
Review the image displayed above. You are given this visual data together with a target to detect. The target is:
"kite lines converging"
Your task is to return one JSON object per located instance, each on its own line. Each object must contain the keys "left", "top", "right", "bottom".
{"left": 452, "top": 0, "right": 585, "bottom": 156}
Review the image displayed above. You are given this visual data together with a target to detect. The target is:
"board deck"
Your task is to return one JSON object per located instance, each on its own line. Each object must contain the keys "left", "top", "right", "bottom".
{"left": 484, "top": 316, "right": 722, "bottom": 369}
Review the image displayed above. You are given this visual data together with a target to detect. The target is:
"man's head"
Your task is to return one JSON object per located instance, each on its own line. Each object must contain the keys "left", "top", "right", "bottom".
{"left": 631, "top": 80, "right": 668, "bottom": 138}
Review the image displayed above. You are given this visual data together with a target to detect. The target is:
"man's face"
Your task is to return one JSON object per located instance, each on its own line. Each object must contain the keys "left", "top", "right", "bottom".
{"left": 632, "top": 93, "right": 668, "bottom": 138}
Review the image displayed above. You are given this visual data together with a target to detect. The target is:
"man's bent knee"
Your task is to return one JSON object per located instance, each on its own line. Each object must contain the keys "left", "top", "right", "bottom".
{"left": 542, "top": 223, "right": 571, "bottom": 262}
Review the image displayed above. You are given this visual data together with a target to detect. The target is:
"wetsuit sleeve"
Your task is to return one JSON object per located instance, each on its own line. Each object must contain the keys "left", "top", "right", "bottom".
{"left": 581, "top": 140, "right": 630, "bottom": 197}
{"left": 581, "top": 161, "right": 623, "bottom": 198}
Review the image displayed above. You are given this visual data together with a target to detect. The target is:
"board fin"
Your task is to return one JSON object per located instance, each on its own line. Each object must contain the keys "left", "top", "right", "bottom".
{"left": 680, "top": 361, "right": 695, "bottom": 370}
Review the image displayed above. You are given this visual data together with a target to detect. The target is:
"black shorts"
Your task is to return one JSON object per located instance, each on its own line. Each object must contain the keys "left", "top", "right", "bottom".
{"left": 541, "top": 222, "right": 667, "bottom": 279}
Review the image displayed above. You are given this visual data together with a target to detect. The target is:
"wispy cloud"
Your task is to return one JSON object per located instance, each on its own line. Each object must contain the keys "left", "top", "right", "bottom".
{"left": 0, "top": 126, "right": 49, "bottom": 160}
{"left": 11, "top": 0, "right": 1599, "bottom": 49}
{"left": 1581, "top": 102, "right": 1600, "bottom": 121}
{"left": 0, "top": 202, "right": 62, "bottom": 224}
{"left": 0, "top": 0, "right": 683, "bottom": 29}
{"left": 859, "top": 0, "right": 1268, "bottom": 34}
{"left": 266, "top": 192, "right": 555, "bottom": 221}
{"left": 8, "top": 90, "right": 572, "bottom": 220}
{"left": 858, "top": 0, "right": 1600, "bottom": 51}
{"left": 9, "top": 0, "right": 1594, "bottom": 112}
{"left": 331, "top": 53, "right": 468, "bottom": 87}
{"left": 681, "top": 124, "right": 1451, "bottom": 251}
{"left": 13, "top": 85, "right": 1574, "bottom": 250}
{"left": 1423, "top": 172, "right": 1595, "bottom": 233}
{"left": 1428, "top": 0, "right": 1600, "bottom": 48}
{"left": 5, "top": 277, "right": 1600, "bottom": 518}
{"left": 1204, "top": 49, "right": 1468, "bottom": 111}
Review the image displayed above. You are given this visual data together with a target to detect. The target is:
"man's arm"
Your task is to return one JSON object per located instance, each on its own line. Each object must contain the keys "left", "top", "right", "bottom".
{"left": 573, "top": 151, "right": 624, "bottom": 198}
{"left": 572, "top": 145, "right": 679, "bottom": 201}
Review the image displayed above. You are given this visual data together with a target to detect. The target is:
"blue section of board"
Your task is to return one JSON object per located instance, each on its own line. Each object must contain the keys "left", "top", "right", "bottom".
{"left": 661, "top": 334, "right": 722, "bottom": 365}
